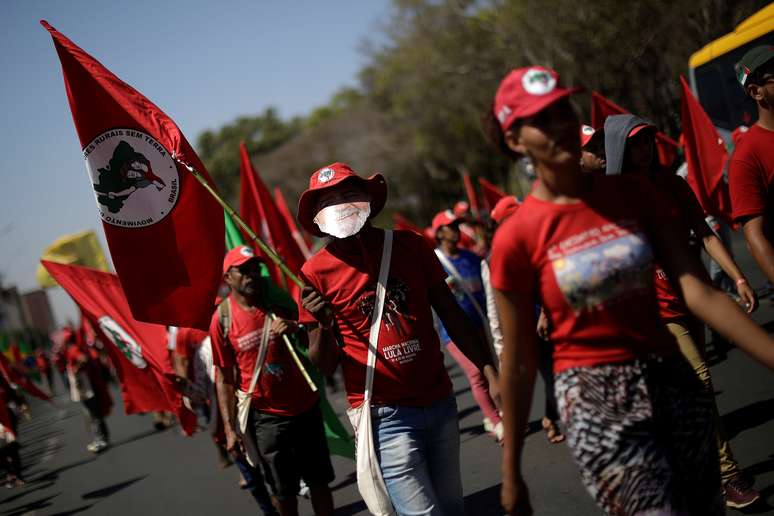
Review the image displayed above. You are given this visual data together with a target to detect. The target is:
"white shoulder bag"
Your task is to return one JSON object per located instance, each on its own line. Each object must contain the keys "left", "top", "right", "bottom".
{"left": 225, "top": 300, "right": 272, "bottom": 468}
{"left": 346, "top": 229, "right": 396, "bottom": 516}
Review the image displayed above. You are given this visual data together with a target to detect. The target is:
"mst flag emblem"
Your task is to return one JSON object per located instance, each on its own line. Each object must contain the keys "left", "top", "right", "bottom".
{"left": 86, "top": 130, "right": 179, "bottom": 227}
{"left": 97, "top": 316, "right": 147, "bottom": 369}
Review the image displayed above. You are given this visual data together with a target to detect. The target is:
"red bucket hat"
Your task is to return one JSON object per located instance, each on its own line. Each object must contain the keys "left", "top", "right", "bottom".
{"left": 222, "top": 245, "right": 260, "bottom": 275}
{"left": 493, "top": 66, "right": 580, "bottom": 132}
{"left": 431, "top": 209, "right": 462, "bottom": 234}
{"left": 297, "top": 162, "right": 387, "bottom": 237}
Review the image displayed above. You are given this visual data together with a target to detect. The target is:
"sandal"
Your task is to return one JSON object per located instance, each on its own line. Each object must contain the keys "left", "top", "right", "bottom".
{"left": 541, "top": 417, "right": 565, "bottom": 444}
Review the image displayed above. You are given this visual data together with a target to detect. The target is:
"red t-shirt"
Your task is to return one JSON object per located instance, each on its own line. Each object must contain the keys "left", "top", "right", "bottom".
{"left": 175, "top": 328, "right": 208, "bottom": 360}
{"left": 210, "top": 297, "right": 317, "bottom": 417}
{"left": 298, "top": 226, "right": 452, "bottom": 409}
{"left": 490, "top": 175, "right": 677, "bottom": 373}
{"left": 730, "top": 124, "right": 774, "bottom": 226}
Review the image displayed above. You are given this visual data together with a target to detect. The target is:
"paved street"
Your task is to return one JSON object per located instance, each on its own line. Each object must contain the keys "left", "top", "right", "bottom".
{"left": 1, "top": 235, "right": 773, "bottom": 515}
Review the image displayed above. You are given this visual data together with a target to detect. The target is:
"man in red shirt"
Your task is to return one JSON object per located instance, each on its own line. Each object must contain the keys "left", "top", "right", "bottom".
{"left": 730, "top": 45, "right": 774, "bottom": 285}
{"left": 297, "top": 163, "right": 498, "bottom": 515}
{"left": 211, "top": 246, "right": 333, "bottom": 516}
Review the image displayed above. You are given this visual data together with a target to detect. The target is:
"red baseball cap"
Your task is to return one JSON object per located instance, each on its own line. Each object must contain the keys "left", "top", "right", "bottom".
{"left": 580, "top": 125, "right": 596, "bottom": 148}
{"left": 222, "top": 245, "right": 260, "bottom": 275}
{"left": 431, "top": 209, "right": 462, "bottom": 233}
{"left": 628, "top": 124, "right": 655, "bottom": 138}
{"left": 297, "top": 162, "right": 387, "bottom": 237}
{"left": 493, "top": 66, "right": 580, "bottom": 132}
{"left": 490, "top": 196, "right": 521, "bottom": 224}
{"left": 452, "top": 201, "right": 469, "bottom": 218}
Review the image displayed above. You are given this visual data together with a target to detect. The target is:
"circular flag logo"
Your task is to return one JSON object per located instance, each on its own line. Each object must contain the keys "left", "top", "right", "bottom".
{"left": 521, "top": 68, "right": 557, "bottom": 96}
{"left": 84, "top": 129, "right": 179, "bottom": 228}
{"left": 97, "top": 316, "right": 147, "bottom": 369}
{"left": 317, "top": 167, "right": 335, "bottom": 183}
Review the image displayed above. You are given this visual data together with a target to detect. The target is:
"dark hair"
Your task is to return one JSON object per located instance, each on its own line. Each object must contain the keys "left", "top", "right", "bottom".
{"left": 746, "top": 58, "right": 774, "bottom": 88}
{"left": 481, "top": 108, "right": 521, "bottom": 161}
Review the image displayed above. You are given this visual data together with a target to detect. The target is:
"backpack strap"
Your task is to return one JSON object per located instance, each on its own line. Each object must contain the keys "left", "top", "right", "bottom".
{"left": 218, "top": 298, "right": 232, "bottom": 341}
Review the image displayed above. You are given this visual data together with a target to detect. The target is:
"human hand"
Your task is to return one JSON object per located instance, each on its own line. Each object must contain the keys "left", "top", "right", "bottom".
{"left": 501, "top": 475, "right": 533, "bottom": 515}
{"left": 736, "top": 280, "right": 758, "bottom": 314}
{"left": 301, "top": 286, "right": 333, "bottom": 328}
{"left": 270, "top": 317, "right": 298, "bottom": 338}
{"left": 224, "top": 428, "right": 243, "bottom": 457}
{"left": 536, "top": 310, "right": 550, "bottom": 340}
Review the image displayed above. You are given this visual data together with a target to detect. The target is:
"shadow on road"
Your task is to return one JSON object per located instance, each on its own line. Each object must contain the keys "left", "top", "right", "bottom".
{"left": 0, "top": 481, "right": 54, "bottom": 506}
{"left": 48, "top": 505, "right": 94, "bottom": 516}
{"left": 81, "top": 475, "right": 147, "bottom": 500}
{"left": 721, "top": 398, "right": 774, "bottom": 439}
{"left": 464, "top": 483, "right": 502, "bottom": 515}
{"left": 109, "top": 427, "right": 166, "bottom": 449}
{"left": 331, "top": 471, "right": 357, "bottom": 492}
{"left": 0, "top": 493, "right": 59, "bottom": 516}
{"left": 32, "top": 457, "right": 96, "bottom": 483}
{"left": 333, "top": 499, "right": 367, "bottom": 515}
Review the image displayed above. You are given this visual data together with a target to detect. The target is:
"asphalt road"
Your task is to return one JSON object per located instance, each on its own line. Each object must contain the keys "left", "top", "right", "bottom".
{"left": 1, "top": 234, "right": 773, "bottom": 516}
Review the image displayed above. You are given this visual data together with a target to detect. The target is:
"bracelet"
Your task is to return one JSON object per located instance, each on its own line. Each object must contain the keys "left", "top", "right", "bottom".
{"left": 736, "top": 278, "right": 748, "bottom": 286}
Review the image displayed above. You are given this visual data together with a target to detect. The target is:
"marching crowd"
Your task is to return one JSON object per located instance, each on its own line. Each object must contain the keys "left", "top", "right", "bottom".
{"left": 4, "top": 45, "right": 774, "bottom": 516}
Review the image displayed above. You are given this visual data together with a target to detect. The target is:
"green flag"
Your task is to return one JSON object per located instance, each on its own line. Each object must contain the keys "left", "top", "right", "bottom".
{"left": 223, "top": 211, "right": 354, "bottom": 459}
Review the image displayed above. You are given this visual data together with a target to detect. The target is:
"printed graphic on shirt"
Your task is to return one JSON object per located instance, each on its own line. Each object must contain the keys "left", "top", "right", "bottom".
{"left": 357, "top": 278, "right": 413, "bottom": 337}
{"left": 357, "top": 278, "right": 422, "bottom": 364}
{"left": 235, "top": 331, "right": 260, "bottom": 352}
{"left": 264, "top": 363, "right": 285, "bottom": 380}
{"left": 547, "top": 221, "right": 653, "bottom": 314}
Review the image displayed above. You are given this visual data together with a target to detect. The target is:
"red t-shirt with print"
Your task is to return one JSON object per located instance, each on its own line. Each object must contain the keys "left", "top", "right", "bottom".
{"left": 730, "top": 124, "right": 774, "bottom": 226}
{"left": 298, "top": 227, "right": 452, "bottom": 409}
{"left": 210, "top": 297, "right": 317, "bottom": 417}
{"left": 490, "top": 175, "right": 677, "bottom": 373}
{"left": 175, "top": 328, "right": 208, "bottom": 359}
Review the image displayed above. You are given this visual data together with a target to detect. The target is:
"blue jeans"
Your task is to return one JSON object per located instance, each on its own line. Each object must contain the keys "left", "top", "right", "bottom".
{"left": 371, "top": 394, "right": 464, "bottom": 516}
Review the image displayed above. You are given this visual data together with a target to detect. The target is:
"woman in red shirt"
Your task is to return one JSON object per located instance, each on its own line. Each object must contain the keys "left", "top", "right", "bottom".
{"left": 485, "top": 66, "right": 774, "bottom": 516}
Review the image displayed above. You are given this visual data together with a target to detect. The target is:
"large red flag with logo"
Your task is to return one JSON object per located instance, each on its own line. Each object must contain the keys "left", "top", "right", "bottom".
{"left": 477, "top": 178, "right": 506, "bottom": 212}
{"left": 590, "top": 91, "right": 680, "bottom": 169}
{"left": 42, "top": 260, "right": 197, "bottom": 434}
{"left": 42, "top": 21, "right": 223, "bottom": 331}
{"left": 239, "top": 142, "right": 305, "bottom": 299}
{"left": 679, "top": 76, "right": 732, "bottom": 223}
{"left": 274, "top": 187, "right": 312, "bottom": 259}
{"left": 0, "top": 353, "right": 51, "bottom": 402}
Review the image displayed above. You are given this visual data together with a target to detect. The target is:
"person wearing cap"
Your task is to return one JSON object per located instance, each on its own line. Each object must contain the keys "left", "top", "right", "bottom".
{"left": 211, "top": 246, "right": 334, "bottom": 516}
{"left": 730, "top": 45, "right": 774, "bottom": 288}
{"left": 579, "top": 125, "right": 606, "bottom": 174}
{"left": 431, "top": 209, "right": 503, "bottom": 443}
{"left": 484, "top": 65, "right": 774, "bottom": 515}
{"left": 604, "top": 113, "right": 761, "bottom": 508}
{"left": 297, "top": 162, "right": 499, "bottom": 516}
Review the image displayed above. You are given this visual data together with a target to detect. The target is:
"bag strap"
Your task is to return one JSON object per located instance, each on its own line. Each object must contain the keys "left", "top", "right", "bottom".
{"left": 364, "top": 229, "right": 393, "bottom": 402}
{"left": 246, "top": 315, "right": 272, "bottom": 396}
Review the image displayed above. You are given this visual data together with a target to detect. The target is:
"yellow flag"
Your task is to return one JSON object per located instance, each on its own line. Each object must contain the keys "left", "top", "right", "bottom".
{"left": 36, "top": 230, "right": 109, "bottom": 287}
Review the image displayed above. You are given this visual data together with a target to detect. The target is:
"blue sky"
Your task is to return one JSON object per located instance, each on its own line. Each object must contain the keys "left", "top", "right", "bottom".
{"left": 0, "top": 0, "right": 390, "bottom": 325}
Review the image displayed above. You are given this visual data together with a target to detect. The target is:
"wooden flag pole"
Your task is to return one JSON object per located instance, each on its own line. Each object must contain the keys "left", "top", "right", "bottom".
{"left": 174, "top": 156, "right": 316, "bottom": 393}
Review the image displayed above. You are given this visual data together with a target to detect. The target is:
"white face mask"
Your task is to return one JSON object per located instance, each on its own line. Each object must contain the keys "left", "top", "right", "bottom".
{"left": 314, "top": 202, "right": 371, "bottom": 239}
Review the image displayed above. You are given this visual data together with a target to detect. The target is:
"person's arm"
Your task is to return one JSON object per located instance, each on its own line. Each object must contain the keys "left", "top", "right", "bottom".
{"left": 495, "top": 288, "right": 537, "bottom": 515}
{"left": 652, "top": 216, "right": 774, "bottom": 370}
{"left": 172, "top": 351, "right": 189, "bottom": 379}
{"left": 301, "top": 286, "right": 341, "bottom": 377}
{"left": 743, "top": 215, "right": 774, "bottom": 287}
{"left": 672, "top": 177, "right": 757, "bottom": 312}
{"left": 215, "top": 365, "right": 240, "bottom": 454}
{"left": 481, "top": 260, "right": 504, "bottom": 358}
{"left": 428, "top": 281, "right": 499, "bottom": 403}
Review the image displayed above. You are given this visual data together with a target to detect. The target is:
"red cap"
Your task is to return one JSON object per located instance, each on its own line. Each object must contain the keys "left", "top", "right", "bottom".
{"left": 452, "top": 201, "right": 469, "bottom": 218}
{"left": 490, "top": 196, "right": 521, "bottom": 224}
{"left": 628, "top": 124, "right": 655, "bottom": 138}
{"left": 297, "top": 162, "right": 387, "bottom": 237}
{"left": 493, "top": 66, "right": 580, "bottom": 132}
{"left": 431, "top": 210, "right": 462, "bottom": 233}
{"left": 222, "top": 245, "right": 259, "bottom": 275}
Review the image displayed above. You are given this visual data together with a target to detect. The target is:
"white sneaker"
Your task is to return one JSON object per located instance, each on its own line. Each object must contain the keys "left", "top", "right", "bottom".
{"left": 493, "top": 422, "right": 504, "bottom": 443}
{"left": 483, "top": 417, "right": 495, "bottom": 433}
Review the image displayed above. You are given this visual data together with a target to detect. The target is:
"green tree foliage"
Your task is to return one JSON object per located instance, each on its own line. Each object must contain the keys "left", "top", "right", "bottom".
{"left": 196, "top": 107, "right": 301, "bottom": 202}
{"left": 198, "top": 0, "right": 767, "bottom": 225}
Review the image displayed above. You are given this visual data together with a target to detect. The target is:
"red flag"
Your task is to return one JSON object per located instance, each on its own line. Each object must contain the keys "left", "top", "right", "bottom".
{"left": 239, "top": 143, "right": 305, "bottom": 299}
{"left": 462, "top": 173, "right": 481, "bottom": 219}
{"left": 591, "top": 91, "right": 679, "bottom": 169}
{"left": 477, "top": 178, "right": 506, "bottom": 212}
{"left": 0, "top": 400, "right": 14, "bottom": 439}
{"left": 42, "top": 21, "right": 223, "bottom": 331}
{"left": 392, "top": 213, "right": 436, "bottom": 247}
{"left": 42, "top": 260, "right": 196, "bottom": 434}
{"left": 0, "top": 353, "right": 52, "bottom": 402}
{"left": 274, "top": 187, "right": 313, "bottom": 259}
{"left": 679, "top": 76, "right": 732, "bottom": 223}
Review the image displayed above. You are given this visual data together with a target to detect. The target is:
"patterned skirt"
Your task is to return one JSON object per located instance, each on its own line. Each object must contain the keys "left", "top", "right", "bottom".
{"left": 555, "top": 355, "right": 725, "bottom": 516}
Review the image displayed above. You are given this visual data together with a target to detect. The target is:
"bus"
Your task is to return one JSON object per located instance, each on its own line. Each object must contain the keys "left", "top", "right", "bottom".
{"left": 689, "top": 3, "right": 774, "bottom": 138}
